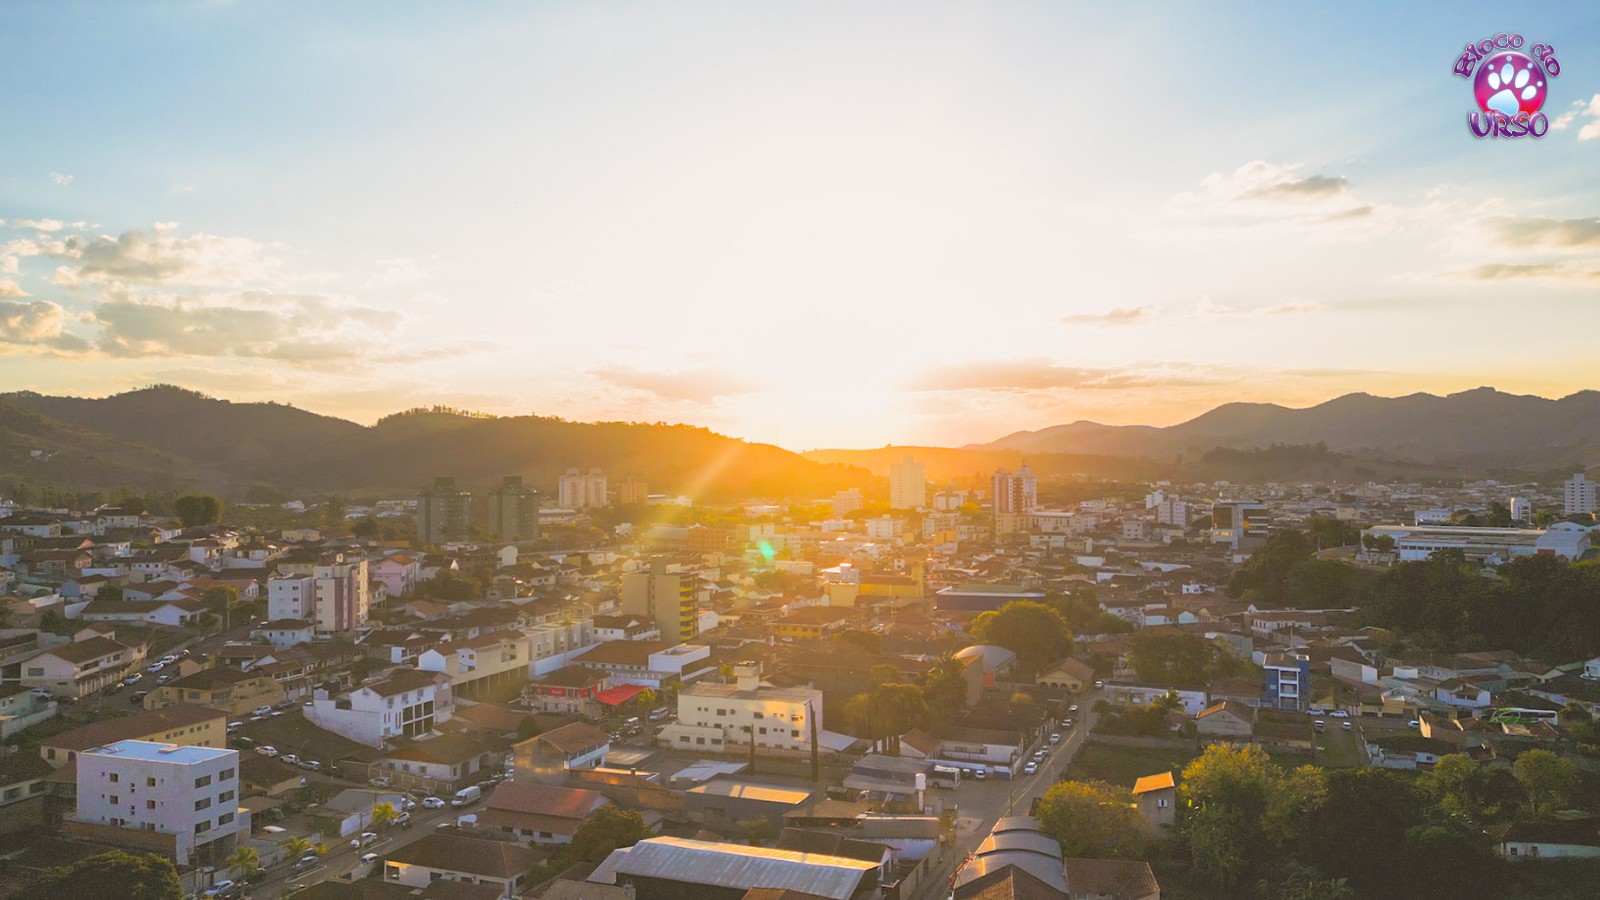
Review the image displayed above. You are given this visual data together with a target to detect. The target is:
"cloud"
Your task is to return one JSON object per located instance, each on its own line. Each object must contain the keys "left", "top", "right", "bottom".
{"left": 589, "top": 365, "right": 752, "bottom": 403}
{"left": 49, "top": 172, "right": 73, "bottom": 186}
{"left": 0, "top": 299, "right": 89, "bottom": 351}
{"left": 905, "top": 360, "right": 1224, "bottom": 393}
{"left": 1247, "top": 173, "right": 1349, "bottom": 199}
{"left": 1441, "top": 262, "right": 1600, "bottom": 285}
{"left": 1550, "top": 94, "right": 1600, "bottom": 140}
{"left": 87, "top": 290, "right": 398, "bottom": 363}
{"left": 1174, "top": 161, "right": 1357, "bottom": 210}
{"left": 1489, "top": 216, "right": 1600, "bottom": 250}
{"left": 0, "top": 279, "right": 27, "bottom": 299}
{"left": 1195, "top": 299, "right": 1328, "bottom": 317}
{"left": 48, "top": 223, "right": 275, "bottom": 285}
{"left": 12, "top": 219, "right": 65, "bottom": 233}
{"left": 1061, "top": 306, "right": 1156, "bottom": 326}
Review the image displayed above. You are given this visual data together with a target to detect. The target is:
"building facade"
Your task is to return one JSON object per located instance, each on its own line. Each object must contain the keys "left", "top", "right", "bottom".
{"left": 417, "top": 476, "right": 473, "bottom": 544}
{"left": 889, "top": 456, "right": 926, "bottom": 510}
{"left": 75, "top": 740, "right": 247, "bottom": 867}
{"left": 487, "top": 475, "right": 541, "bottom": 541}
{"left": 620, "top": 557, "right": 699, "bottom": 644}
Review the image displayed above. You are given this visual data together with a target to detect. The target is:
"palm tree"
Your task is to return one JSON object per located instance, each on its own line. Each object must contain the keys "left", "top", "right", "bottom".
{"left": 286, "top": 836, "right": 312, "bottom": 858}
{"left": 224, "top": 845, "right": 259, "bottom": 879}
{"left": 372, "top": 801, "right": 399, "bottom": 829}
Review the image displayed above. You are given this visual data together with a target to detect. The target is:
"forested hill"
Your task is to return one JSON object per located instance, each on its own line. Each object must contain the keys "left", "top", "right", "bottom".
{"left": 0, "top": 387, "right": 870, "bottom": 501}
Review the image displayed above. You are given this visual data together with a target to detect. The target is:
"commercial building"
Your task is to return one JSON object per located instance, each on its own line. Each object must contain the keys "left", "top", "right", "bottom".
{"left": 620, "top": 557, "right": 700, "bottom": 644}
{"left": 74, "top": 740, "right": 247, "bottom": 867}
{"left": 991, "top": 465, "right": 1038, "bottom": 538}
{"left": 1360, "top": 522, "right": 1592, "bottom": 564}
{"left": 660, "top": 663, "right": 822, "bottom": 757}
{"left": 590, "top": 836, "right": 881, "bottom": 900}
{"left": 417, "top": 476, "right": 473, "bottom": 544}
{"left": 889, "top": 456, "right": 926, "bottom": 510}
{"left": 486, "top": 475, "right": 541, "bottom": 541}
{"left": 933, "top": 582, "right": 1047, "bottom": 613}
{"left": 418, "top": 631, "right": 530, "bottom": 700}
{"left": 1212, "top": 500, "right": 1270, "bottom": 552}
{"left": 1565, "top": 472, "right": 1598, "bottom": 516}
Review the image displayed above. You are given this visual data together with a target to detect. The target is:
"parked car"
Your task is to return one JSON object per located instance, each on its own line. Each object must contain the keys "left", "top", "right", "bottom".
{"left": 256, "top": 745, "right": 279, "bottom": 757}
{"left": 973, "top": 768, "right": 987, "bottom": 780}
{"left": 370, "top": 776, "right": 392, "bottom": 788}
{"left": 350, "top": 832, "right": 378, "bottom": 848}
{"left": 1331, "top": 710, "right": 1349, "bottom": 718}
{"left": 451, "top": 785, "right": 482, "bottom": 807}
{"left": 299, "top": 759, "right": 321, "bottom": 772}
{"left": 252, "top": 705, "right": 272, "bottom": 717}
{"left": 282, "top": 753, "right": 301, "bottom": 766}
{"left": 1314, "top": 720, "right": 1326, "bottom": 732}
{"left": 393, "top": 812, "right": 412, "bottom": 827}
{"left": 147, "top": 662, "right": 164, "bottom": 673}
{"left": 156, "top": 675, "right": 172, "bottom": 684}
{"left": 1024, "top": 762, "right": 1038, "bottom": 775}
{"left": 293, "top": 854, "right": 320, "bottom": 870}
{"left": 360, "top": 853, "right": 380, "bottom": 864}
{"left": 234, "top": 736, "right": 255, "bottom": 748}
{"left": 1050, "top": 732, "right": 1062, "bottom": 744}
{"left": 422, "top": 796, "right": 446, "bottom": 809}
{"left": 124, "top": 672, "right": 142, "bottom": 684}
{"left": 1092, "top": 680, "right": 1104, "bottom": 689}
{"left": 1342, "top": 721, "right": 1353, "bottom": 731}
{"left": 129, "top": 691, "right": 148, "bottom": 704}
{"left": 1068, "top": 704, "right": 1079, "bottom": 714}
{"left": 1408, "top": 719, "right": 1421, "bottom": 729}
{"left": 202, "top": 879, "right": 235, "bottom": 897}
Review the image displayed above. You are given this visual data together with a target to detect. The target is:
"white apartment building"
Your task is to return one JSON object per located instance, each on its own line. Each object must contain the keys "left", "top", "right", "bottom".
{"left": 418, "top": 631, "right": 530, "bottom": 699}
{"left": 831, "top": 488, "right": 864, "bottom": 517}
{"left": 75, "top": 740, "right": 247, "bottom": 866}
{"left": 304, "top": 669, "right": 453, "bottom": 748}
{"left": 1155, "top": 497, "right": 1188, "bottom": 526}
{"left": 18, "top": 635, "right": 139, "bottom": 699}
{"left": 525, "top": 619, "right": 598, "bottom": 678}
{"left": 267, "top": 556, "right": 370, "bottom": 634}
{"left": 558, "top": 467, "right": 608, "bottom": 509}
{"left": 658, "top": 663, "right": 822, "bottom": 757}
{"left": 1565, "top": 473, "right": 1598, "bottom": 516}
{"left": 889, "top": 456, "right": 926, "bottom": 510}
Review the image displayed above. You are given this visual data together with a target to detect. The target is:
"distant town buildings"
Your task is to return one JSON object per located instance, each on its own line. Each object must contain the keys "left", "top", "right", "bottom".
{"left": 1211, "top": 499, "right": 1270, "bottom": 552}
{"left": 417, "top": 476, "right": 472, "bottom": 544}
{"left": 991, "top": 465, "right": 1037, "bottom": 538}
{"left": 615, "top": 477, "right": 649, "bottom": 506}
{"left": 1564, "top": 472, "right": 1597, "bottom": 516}
{"left": 559, "top": 467, "right": 608, "bottom": 509}
{"left": 620, "top": 557, "right": 699, "bottom": 644}
{"left": 889, "top": 456, "right": 926, "bottom": 510}
{"left": 831, "top": 488, "right": 863, "bottom": 517}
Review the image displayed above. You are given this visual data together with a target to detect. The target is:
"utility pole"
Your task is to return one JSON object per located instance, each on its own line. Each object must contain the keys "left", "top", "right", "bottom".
{"left": 809, "top": 697, "right": 820, "bottom": 783}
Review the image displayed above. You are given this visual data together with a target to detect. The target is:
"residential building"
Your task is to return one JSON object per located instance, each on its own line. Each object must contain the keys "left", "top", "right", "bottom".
{"left": 773, "top": 606, "right": 857, "bottom": 641}
{"left": 418, "top": 631, "right": 530, "bottom": 700}
{"left": 659, "top": 662, "right": 822, "bottom": 757}
{"left": 1131, "top": 771, "right": 1176, "bottom": 830}
{"left": 370, "top": 732, "right": 500, "bottom": 790}
{"left": 992, "top": 465, "right": 1038, "bottom": 538}
{"left": 1499, "top": 821, "right": 1600, "bottom": 862}
{"left": 615, "top": 477, "right": 649, "bottom": 506}
{"left": 77, "top": 598, "right": 206, "bottom": 628}
{"left": 620, "top": 557, "right": 699, "bottom": 644}
{"left": 558, "top": 467, "right": 607, "bottom": 510}
{"left": 889, "top": 456, "right": 926, "bottom": 510}
{"left": 1262, "top": 652, "right": 1311, "bottom": 712}
{"left": 304, "top": 668, "right": 453, "bottom": 748}
{"left": 1104, "top": 682, "right": 1209, "bottom": 717}
{"left": 570, "top": 640, "right": 710, "bottom": 688}
{"left": 145, "top": 667, "right": 284, "bottom": 717}
{"left": 371, "top": 553, "right": 420, "bottom": 598}
{"left": 486, "top": 475, "right": 541, "bottom": 541}
{"left": 1154, "top": 496, "right": 1188, "bottom": 526}
{"left": 384, "top": 833, "right": 540, "bottom": 898}
{"left": 1510, "top": 496, "right": 1532, "bottom": 522}
{"left": 0, "top": 684, "right": 57, "bottom": 740}
{"left": 1211, "top": 500, "right": 1270, "bottom": 552}
{"left": 1565, "top": 472, "right": 1598, "bottom": 516}
{"left": 268, "top": 554, "right": 370, "bottom": 634}
{"left": 1196, "top": 700, "right": 1255, "bottom": 740}
{"left": 17, "top": 634, "right": 139, "bottom": 699}
{"left": 74, "top": 740, "right": 247, "bottom": 867}
{"left": 417, "top": 476, "right": 473, "bottom": 544}
{"left": 512, "top": 721, "right": 612, "bottom": 780}
{"left": 1036, "top": 657, "right": 1095, "bottom": 695}
{"left": 249, "top": 619, "right": 314, "bottom": 649}
{"left": 525, "top": 666, "right": 609, "bottom": 714}
{"left": 477, "top": 781, "right": 610, "bottom": 844}
{"left": 40, "top": 705, "right": 228, "bottom": 768}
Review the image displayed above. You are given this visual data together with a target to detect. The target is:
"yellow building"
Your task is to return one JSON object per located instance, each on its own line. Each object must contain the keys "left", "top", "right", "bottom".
{"left": 773, "top": 606, "right": 858, "bottom": 641}
{"left": 40, "top": 704, "right": 228, "bottom": 768}
{"left": 145, "top": 666, "right": 285, "bottom": 716}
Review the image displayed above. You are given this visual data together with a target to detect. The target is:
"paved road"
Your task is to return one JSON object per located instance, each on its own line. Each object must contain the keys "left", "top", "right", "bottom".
{"left": 913, "top": 693, "right": 1100, "bottom": 899}
{"left": 243, "top": 799, "right": 468, "bottom": 900}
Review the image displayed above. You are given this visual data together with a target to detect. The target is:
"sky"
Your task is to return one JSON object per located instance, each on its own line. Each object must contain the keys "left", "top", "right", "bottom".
{"left": 3, "top": 1, "right": 1600, "bottom": 450}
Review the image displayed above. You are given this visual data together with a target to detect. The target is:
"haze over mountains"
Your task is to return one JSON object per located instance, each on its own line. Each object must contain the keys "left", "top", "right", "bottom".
{"left": 0, "top": 386, "right": 1591, "bottom": 498}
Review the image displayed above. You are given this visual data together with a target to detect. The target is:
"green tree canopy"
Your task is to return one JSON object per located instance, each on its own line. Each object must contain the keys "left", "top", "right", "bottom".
{"left": 1514, "top": 749, "right": 1578, "bottom": 818}
{"left": 19, "top": 850, "right": 181, "bottom": 900}
{"left": 1128, "top": 632, "right": 1219, "bottom": 688}
{"left": 970, "top": 600, "right": 1074, "bottom": 678}
{"left": 566, "top": 805, "right": 654, "bottom": 864}
{"left": 1034, "top": 780, "right": 1147, "bottom": 858}
{"left": 1180, "top": 745, "right": 1326, "bottom": 889}
{"left": 173, "top": 493, "right": 222, "bottom": 528}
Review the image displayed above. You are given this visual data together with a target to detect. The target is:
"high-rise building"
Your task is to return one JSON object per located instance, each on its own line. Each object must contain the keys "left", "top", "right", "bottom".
{"left": 269, "top": 553, "right": 370, "bottom": 633}
{"left": 559, "top": 467, "right": 609, "bottom": 509}
{"left": 616, "top": 477, "right": 649, "bottom": 506}
{"left": 889, "top": 456, "right": 927, "bottom": 510}
{"left": 991, "top": 465, "right": 1037, "bottom": 538}
{"left": 1509, "top": 496, "right": 1531, "bottom": 522}
{"left": 1155, "top": 496, "right": 1188, "bottom": 526}
{"left": 620, "top": 557, "right": 699, "bottom": 644}
{"left": 1212, "top": 500, "right": 1271, "bottom": 551}
{"left": 831, "top": 488, "right": 864, "bottom": 517}
{"left": 1564, "top": 473, "right": 1597, "bottom": 516}
{"left": 417, "top": 476, "right": 472, "bottom": 544}
{"left": 487, "top": 475, "right": 541, "bottom": 541}
{"left": 75, "top": 740, "right": 247, "bottom": 867}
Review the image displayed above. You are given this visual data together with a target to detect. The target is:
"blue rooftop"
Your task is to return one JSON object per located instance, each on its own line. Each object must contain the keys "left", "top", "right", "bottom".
{"left": 85, "top": 740, "right": 236, "bottom": 764}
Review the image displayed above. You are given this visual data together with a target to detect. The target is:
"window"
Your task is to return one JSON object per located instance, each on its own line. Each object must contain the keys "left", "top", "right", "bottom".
{"left": 220, "top": 768, "right": 234, "bottom": 781}
{"left": 146, "top": 778, "right": 155, "bottom": 787}
{"left": 753, "top": 712, "right": 764, "bottom": 719}
{"left": 195, "top": 797, "right": 212, "bottom": 811}
{"left": 108, "top": 773, "right": 119, "bottom": 783}
{"left": 219, "top": 790, "right": 234, "bottom": 803}
{"left": 1158, "top": 798, "right": 1169, "bottom": 808}
{"left": 218, "top": 812, "right": 234, "bottom": 825}
{"left": 108, "top": 795, "right": 119, "bottom": 805}
{"left": 195, "top": 820, "right": 211, "bottom": 834}
{"left": 146, "top": 800, "right": 156, "bottom": 810}
{"left": 792, "top": 730, "right": 801, "bottom": 738}
{"left": 759, "top": 727, "right": 767, "bottom": 735}
{"left": 194, "top": 775, "right": 212, "bottom": 788}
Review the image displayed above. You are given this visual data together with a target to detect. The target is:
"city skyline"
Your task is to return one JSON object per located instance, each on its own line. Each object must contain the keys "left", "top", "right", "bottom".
{"left": 3, "top": 3, "right": 1600, "bottom": 450}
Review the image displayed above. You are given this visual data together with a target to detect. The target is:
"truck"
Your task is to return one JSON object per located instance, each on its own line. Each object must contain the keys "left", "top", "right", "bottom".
{"left": 451, "top": 785, "right": 482, "bottom": 807}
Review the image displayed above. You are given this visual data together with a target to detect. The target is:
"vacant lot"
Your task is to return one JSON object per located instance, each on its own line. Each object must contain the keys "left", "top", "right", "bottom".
{"left": 1064, "top": 741, "right": 1198, "bottom": 787}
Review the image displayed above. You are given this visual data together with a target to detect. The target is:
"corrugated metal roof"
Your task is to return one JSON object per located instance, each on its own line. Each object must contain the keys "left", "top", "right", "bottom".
{"left": 686, "top": 780, "right": 814, "bottom": 805}
{"left": 953, "top": 852, "right": 1067, "bottom": 893}
{"left": 610, "top": 837, "right": 877, "bottom": 899}
{"left": 975, "top": 829, "right": 1061, "bottom": 859}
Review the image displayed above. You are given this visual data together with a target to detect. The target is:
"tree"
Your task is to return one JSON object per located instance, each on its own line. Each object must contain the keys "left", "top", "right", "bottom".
{"left": 870, "top": 664, "right": 900, "bottom": 687}
{"left": 970, "top": 600, "right": 1074, "bottom": 678}
{"left": 1034, "top": 780, "right": 1147, "bottom": 858}
{"left": 871, "top": 683, "right": 928, "bottom": 755}
{"left": 1128, "top": 632, "right": 1217, "bottom": 688}
{"left": 204, "top": 585, "right": 240, "bottom": 629}
{"left": 834, "top": 629, "right": 882, "bottom": 655}
{"left": 1180, "top": 745, "right": 1326, "bottom": 889}
{"left": 1514, "top": 749, "right": 1578, "bottom": 817}
{"left": 1266, "top": 861, "right": 1356, "bottom": 900}
{"left": 922, "top": 653, "right": 970, "bottom": 719}
{"left": 285, "top": 836, "right": 313, "bottom": 858}
{"left": 1226, "top": 529, "right": 1313, "bottom": 605}
{"left": 352, "top": 517, "right": 380, "bottom": 539}
{"left": 1298, "top": 768, "right": 1425, "bottom": 900}
{"left": 223, "top": 845, "right": 260, "bottom": 879}
{"left": 19, "top": 850, "right": 182, "bottom": 900}
{"left": 372, "top": 801, "right": 399, "bottom": 829}
{"left": 173, "top": 493, "right": 222, "bottom": 528}
{"left": 566, "top": 805, "right": 653, "bottom": 864}
{"left": 98, "top": 584, "right": 125, "bottom": 603}
{"left": 1419, "top": 753, "right": 1518, "bottom": 827}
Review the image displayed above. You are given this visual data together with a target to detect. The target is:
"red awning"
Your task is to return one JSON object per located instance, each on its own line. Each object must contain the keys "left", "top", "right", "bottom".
{"left": 596, "top": 684, "right": 647, "bottom": 706}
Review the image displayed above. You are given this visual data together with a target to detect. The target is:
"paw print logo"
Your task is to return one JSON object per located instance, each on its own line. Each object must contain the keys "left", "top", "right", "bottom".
{"left": 1474, "top": 51, "right": 1547, "bottom": 116}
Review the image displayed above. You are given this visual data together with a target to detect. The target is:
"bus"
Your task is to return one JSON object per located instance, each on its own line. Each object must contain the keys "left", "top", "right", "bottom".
{"left": 1488, "top": 707, "right": 1559, "bottom": 725}
{"left": 930, "top": 765, "right": 963, "bottom": 789}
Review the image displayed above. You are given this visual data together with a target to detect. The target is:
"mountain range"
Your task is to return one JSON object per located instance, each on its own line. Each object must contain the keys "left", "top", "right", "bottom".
{"left": 0, "top": 387, "right": 870, "bottom": 501}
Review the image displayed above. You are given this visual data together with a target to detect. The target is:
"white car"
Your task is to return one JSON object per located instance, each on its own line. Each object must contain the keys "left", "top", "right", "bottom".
{"left": 202, "top": 879, "right": 234, "bottom": 896}
{"left": 1330, "top": 710, "right": 1349, "bottom": 718}
{"left": 351, "top": 832, "right": 378, "bottom": 848}
{"left": 256, "top": 745, "right": 279, "bottom": 757}
{"left": 360, "top": 852, "right": 380, "bottom": 864}
{"left": 147, "top": 662, "right": 164, "bottom": 673}
{"left": 282, "top": 753, "right": 301, "bottom": 765}
{"left": 227, "top": 721, "right": 243, "bottom": 731}
{"left": 422, "top": 796, "right": 446, "bottom": 809}
{"left": 252, "top": 705, "right": 272, "bottom": 717}
{"left": 1050, "top": 733, "right": 1062, "bottom": 744}
{"left": 1024, "top": 762, "right": 1038, "bottom": 774}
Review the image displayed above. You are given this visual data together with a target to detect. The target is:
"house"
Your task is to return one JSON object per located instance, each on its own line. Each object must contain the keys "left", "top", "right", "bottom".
{"left": 304, "top": 668, "right": 454, "bottom": 748}
{"left": 593, "top": 614, "right": 662, "bottom": 642}
{"left": 1104, "top": 683, "right": 1209, "bottom": 717}
{"left": 1062, "top": 857, "right": 1162, "bottom": 900}
{"left": 240, "top": 754, "right": 305, "bottom": 797}
{"left": 659, "top": 662, "right": 823, "bottom": 758}
{"left": 40, "top": 704, "right": 229, "bottom": 768}
{"left": 0, "top": 751, "right": 52, "bottom": 835}
{"left": 512, "top": 721, "right": 611, "bottom": 781}
{"left": 371, "top": 553, "right": 420, "bottom": 598}
{"left": 772, "top": 606, "right": 858, "bottom": 641}
{"left": 78, "top": 598, "right": 207, "bottom": 628}
{"left": 1037, "top": 657, "right": 1096, "bottom": 694}
{"left": 525, "top": 665, "right": 610, "bottom": 715}
{"left": 144, "top": 667, "right": 285, "bottom": 716}
{"left": 955, "top": 644, "right": 1018, "bottom": 688}
{"left": 1436, "top": 678, "right": 1493, "bottom": 710}
{"left": 1499, "top": 820, "right": 1600, "bottom": 861}
{"left": 1195, "top": 700, "right": 1255, "bottom": 740}
{"left": 417, "top": 631, "right": 530, "bottom": 700}
{"left": 383, "top": 833, "right": 541, "bottom": 898}
{"left": 249, "top": 619, "right": 315, "bottom": 649}
{"left": 1130, "top": 772, "right": 1176, "bottom": 830}
{"left": 17, "top": 634, "right": 140, "bottom": 698}
{"left": 1366, "top": 735, "right": 1454, "bottom": 770}
{"left": 370, "top": 733, "right": 500, "bottom": 791}
{"left": 477, "top": 781, "right": 611, "bottom": 844}
{"left": 590, "top": 836, "right": 881, "bottom": 900}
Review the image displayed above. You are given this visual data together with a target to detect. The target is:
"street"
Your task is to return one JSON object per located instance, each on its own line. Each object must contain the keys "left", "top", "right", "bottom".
{"left": 913, "top": 692, "right": 1100, "bottom": 899}
{"left": 244, "top": 798, "right": 466, "bottom": 900}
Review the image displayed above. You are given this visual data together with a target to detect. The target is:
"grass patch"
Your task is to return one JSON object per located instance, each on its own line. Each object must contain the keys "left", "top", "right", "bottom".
{"left": 1065, "top": 741, "right": 1198, "bottom": 787}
